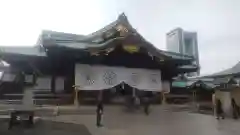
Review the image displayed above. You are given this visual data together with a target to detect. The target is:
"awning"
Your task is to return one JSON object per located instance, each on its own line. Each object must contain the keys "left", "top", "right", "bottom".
{"left": 172, "top": 81, "right": 187, "bottom": 88}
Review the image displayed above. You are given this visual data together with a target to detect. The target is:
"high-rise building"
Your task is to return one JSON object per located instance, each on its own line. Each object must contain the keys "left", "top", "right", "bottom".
{"left": 166, "top": 28, "right": 200, "bottom": 76}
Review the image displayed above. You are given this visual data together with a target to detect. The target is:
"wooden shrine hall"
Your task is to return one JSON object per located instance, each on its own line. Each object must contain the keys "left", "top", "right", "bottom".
{"left": 0, "top": 13, "right": 198, "bottom": 105}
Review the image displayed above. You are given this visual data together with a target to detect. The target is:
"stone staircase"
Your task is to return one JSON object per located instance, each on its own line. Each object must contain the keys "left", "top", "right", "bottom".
{"left": 0, "top": 88, "right": 73, "bottom": 105}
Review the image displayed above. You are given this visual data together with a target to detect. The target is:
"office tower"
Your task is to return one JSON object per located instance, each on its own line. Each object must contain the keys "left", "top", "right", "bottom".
{"left": 167, "top": 28, "right": 200, "bottom": 76}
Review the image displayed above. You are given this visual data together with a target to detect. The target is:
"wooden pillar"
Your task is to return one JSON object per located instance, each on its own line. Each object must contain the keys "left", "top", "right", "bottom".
{"left": 212, "top": 93, "right": 216, "bottom": 116}
{"left": 192, "top": 90, "right": 199, "bottom": 110}
{"left": 18, "top": 71, "right": 25, "bottom": 93}
{"left": 161, "top": 91, "right": 166, "bottom": 105}
{"left": 98, "top": 90, "right": 103, "bottom": 101}
{"left": 192, "top": 90, "right": 197, "bottom": 103}
{"left": 133, "top": 88, "right": 136, "bottom": 97}
{"left": 51, "top": 75, "right": 56, "bottom": 93}
{"left": 32, "top": 73, "right": 37, "bottom": 86}
{"left": 74, "top": 86, "right": 79, "bottom": 107}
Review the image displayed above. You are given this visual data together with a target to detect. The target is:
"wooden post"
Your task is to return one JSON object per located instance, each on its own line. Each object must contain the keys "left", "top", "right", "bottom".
{"left": 194, "top": 90, "right": 197, "bottom": 102}
{"left": 51, "top": 75, "right": 56, "bottom": 93}
{"left": 192, "top": 90, "right": 195, "bottom": 103}
{"left": 98, "top": 90, "right": 103, "bottom": 101}
{"left": 133, "top": 88, "right": 136, "bottom": 97}
{"left": 192, "top": 90, "right": 198, "bottom": 110}
{"left": 74, "top": 86, "right": 79, "bottom": 107}
{"left": 212, "top": 93, "right": 216, "bottom": 116}
{"left": 161, "top": 91, "right": 166, "bottom": 105}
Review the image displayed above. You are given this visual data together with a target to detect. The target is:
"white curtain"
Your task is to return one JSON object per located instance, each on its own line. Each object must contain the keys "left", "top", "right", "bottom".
{"left": 75, "top": 64, "right": 162, "bottom": 91}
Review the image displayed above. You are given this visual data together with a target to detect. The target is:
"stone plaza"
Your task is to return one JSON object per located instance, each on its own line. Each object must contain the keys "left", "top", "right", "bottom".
{"left": 1, "top": 105, "right": 240, "bottom": 135}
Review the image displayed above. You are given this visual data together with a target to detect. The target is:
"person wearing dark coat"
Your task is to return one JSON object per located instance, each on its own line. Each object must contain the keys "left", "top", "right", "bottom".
{"left": 231, "top": 98, "right": 239, "bottom": 119}
{"left": 96, "top": 101, "right": 104, "bottom": 127}
{"left": 216, "top": 99, "right": 224, "bottom": 119}
{"left": 143, "top": 91, "right": 153, "bottom": 115}
{"left": 144, "top": 97, "right": 150, "bottom": 115}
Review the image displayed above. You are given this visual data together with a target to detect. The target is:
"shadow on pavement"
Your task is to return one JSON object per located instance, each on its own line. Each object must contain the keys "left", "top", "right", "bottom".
{"left": 0, "top": 119, "right": 92, "bottom": 135}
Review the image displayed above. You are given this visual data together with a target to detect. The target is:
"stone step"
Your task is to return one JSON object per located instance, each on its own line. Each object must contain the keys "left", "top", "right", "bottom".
{"left": 1, "top": 92, "right": 73, "bottom": 105}
{"left": 0, "top": 97, "right": 72, "bottom": 106}
{"left": 0, "top": 107, "right": 96, "bottom": 116}
{"left": 0, "top": 100, "right": 23, "bottom": 104}
{"left": 3, "top": 93, "right": 72, "bottom": 98}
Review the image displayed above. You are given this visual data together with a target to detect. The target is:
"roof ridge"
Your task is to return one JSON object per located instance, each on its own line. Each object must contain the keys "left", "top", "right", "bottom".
{"left": 86, "top": 12, "right": 131, "bottom": 38}
{"left": 231, "top": 61, "right": 240, "bottom": 68}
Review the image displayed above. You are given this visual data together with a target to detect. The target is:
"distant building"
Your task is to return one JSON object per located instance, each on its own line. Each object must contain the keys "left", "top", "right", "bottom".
{"left": 166, "top": 28, "right": 200, "bottom": 76}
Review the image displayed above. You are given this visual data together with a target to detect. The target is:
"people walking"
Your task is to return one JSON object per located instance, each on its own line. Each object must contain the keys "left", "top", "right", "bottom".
{"left": 216, "top": 99, "right": 224, "bottom": 119}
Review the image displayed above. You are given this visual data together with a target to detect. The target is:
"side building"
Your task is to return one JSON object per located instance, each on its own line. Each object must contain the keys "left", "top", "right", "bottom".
{"left": 166, "top": 28, "right": 200, "bottom": 76}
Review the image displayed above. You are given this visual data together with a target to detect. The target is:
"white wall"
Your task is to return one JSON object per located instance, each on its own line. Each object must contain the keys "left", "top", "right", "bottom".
{"left": 231, "top": 88, "right": 240, "bottom": 105}
{"left": 215, "top": 90, "right": 232, "bottom": 116}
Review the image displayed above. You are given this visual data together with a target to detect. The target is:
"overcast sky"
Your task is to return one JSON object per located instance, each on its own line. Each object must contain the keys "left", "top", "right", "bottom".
{"left": 0, "top": 0, "right": 240, "bottom": 75}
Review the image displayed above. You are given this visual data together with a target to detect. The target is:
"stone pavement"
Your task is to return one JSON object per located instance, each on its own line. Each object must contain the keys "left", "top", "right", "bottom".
{"left": 1, "top": 105, "right": 240, "bottom": 135}
{"left": 0, "top": 104, "right": 97, "bottom": 116}
{"left": 46, "top": 105, "right": 240, "bottom": 135}
{"left": 0, "top": 119, "right": 92, "bottom": 135}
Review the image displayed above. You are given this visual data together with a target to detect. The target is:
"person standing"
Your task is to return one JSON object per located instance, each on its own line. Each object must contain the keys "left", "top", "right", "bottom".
{"left": 96, "top": 100, "right": 104, "bottom": 127}
{"left": 143, "top": 91, "right": 152, "bottom": 115}
{"left": 144, "top": 97, "right": 150, "bottom": 115}
{"left": 96, "top": 90, "right": 104, "bottom": 127}
{"left": 231, "top": 98, "right": 239, "bottom": 119}
{"left": 216, "top": 99, "right": 224, "bottom": 119}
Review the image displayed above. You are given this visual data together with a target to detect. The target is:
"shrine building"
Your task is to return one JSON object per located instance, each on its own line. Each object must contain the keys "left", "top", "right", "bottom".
{"left": 0, "top": 13, "right": 198, "bottom": 104}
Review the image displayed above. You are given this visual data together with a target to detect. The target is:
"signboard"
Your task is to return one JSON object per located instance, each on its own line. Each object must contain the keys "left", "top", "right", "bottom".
{"left": 123, "top": 45, "right": 139, "bottom": 53}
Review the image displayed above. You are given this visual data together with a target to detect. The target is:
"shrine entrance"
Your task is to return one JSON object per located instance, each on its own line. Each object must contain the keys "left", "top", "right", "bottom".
{"left": 78, "top": 82, "right": 151, "bottom": 106}
{"left": 74, "top": 64, "right": 161, "bottom": 105}
{"left": 107, "top": 83, "right": 140, "bottom": 104}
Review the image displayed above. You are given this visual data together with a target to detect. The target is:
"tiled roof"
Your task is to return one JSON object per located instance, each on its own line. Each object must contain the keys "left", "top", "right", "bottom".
{"left": 0, "top": 13, "right": 196, "bottom": 69}
{"left": 172, "top": 79, "right": 215, "bottom": 89}
{"left": 188, "top": 80, "right": 215, "bottom": 90}
{"left": 178, "top": 64, "right": 198, "bottom": 69}
{"left": 41, "top": 30, "right": 86, "bottom": 42}
{"left": 0, "top": 46, "right": 46, "bottom": 57}
{"left": 37, "top": 13, "right": 194, "bottom": 61}
{"left": 213, "top": 77, "right": 237, "bottom": 85}
{"left": 172, "top": 81, "right": 187, "bottom": 88}
{"left": 204, "top": 62, "right": 240, "bottom": 78}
